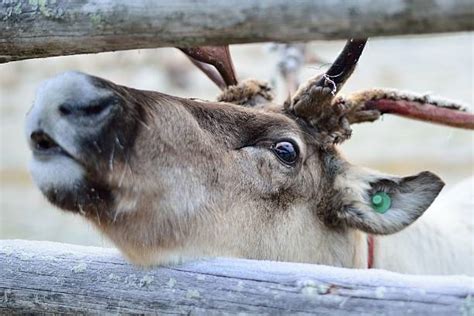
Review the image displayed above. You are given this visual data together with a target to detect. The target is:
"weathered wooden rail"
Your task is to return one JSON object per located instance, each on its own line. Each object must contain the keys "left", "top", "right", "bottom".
{"left": 1, "top": 0, "right": 474, "bottom": 63}
{"left": 0, "top": 240, "right": 472, "bottom": 315}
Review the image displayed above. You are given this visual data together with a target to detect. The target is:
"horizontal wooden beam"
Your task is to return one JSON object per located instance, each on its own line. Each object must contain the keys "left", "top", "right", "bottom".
{"left": 1, "top": 0, "right": 473, "bottom": 63}
{"left": 0, "top": 240, "right": 472, "bottom": 314}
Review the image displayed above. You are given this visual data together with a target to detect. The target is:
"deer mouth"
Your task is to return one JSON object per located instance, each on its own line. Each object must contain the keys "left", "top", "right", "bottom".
{"left": 29, "top": 130, "right": 75, "bottom": 161}
{"left": 28, "top": 129, "right": 115, "bottom": 217}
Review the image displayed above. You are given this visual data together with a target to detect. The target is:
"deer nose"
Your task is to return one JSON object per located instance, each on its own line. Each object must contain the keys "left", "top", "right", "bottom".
{"left": 58, "top": 96, "right": 116, "bottom": 118}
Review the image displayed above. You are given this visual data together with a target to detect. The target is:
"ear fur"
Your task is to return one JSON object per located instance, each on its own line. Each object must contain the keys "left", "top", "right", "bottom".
{"left": 330, "top": 166, "right": 445, "bottom": 235}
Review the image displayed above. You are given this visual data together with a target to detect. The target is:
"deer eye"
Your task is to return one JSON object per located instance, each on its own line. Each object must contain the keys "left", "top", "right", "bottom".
{"left": 271, "top": 141, "right": 298, "bottom": 165}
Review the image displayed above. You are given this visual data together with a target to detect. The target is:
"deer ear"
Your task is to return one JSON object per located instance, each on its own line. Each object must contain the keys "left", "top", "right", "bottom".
{"left": 330, "top": 167, "right": 445, "bottom": 235}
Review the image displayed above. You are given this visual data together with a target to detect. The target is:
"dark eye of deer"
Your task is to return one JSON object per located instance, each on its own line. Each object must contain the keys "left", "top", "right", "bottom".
{"left": 272, "top": 141, "right": 298, "bottom": 165}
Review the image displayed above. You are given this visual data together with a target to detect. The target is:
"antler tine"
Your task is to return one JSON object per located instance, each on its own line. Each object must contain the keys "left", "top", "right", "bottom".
{"left": 291, "top": 38, "right": 367, "bottom": 120}
{"left": 186, "top": 56, "right": 227, "bottom": 89}
{"left": 179, "top": 46, "right": 238, "bottom": 90}
{"left": 342, "top": 89, "right": 474, "bottom": 130}
{"left": 320, "top": 38, "right": 367, "bottom": 91}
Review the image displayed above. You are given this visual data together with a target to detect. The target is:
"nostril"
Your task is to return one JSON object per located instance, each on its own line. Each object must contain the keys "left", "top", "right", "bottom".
{"left": 31, "top": 131, "right": 58, "bottom": 151}
{"left": 58, "top": 97, "right": 115, "bottom": 117}
{"left": 83, "top": 103, "right": 108, "bottom": 116}
{"left": 59, "top": 104, "right": 72, "bottom": 116}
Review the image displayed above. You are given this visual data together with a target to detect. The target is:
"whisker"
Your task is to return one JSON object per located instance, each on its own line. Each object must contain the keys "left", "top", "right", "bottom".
{"left": 138, "top": 118, "right": 151, "bottom": 131}
{"left": 93, "top": 141, "right": 102, "bottom": 154}
{"left": 116, "top": 136, "right": 124, "bottom": 150}
{"left": 118, "top": 165, "right": 127, "bottom": 188}
{"left": 126, "top": 154, "right": 135, "bottom": 183}
{"left": 116, "top": 136, "right": 127, "bottom": 188}
{"left": 95, "top": 208, "right": 101, "bottom": 225}
{"left": 109, "top": 136, "right": 116, "bottom": 172}
{"left": 113, "top": 208, "right": 120, "bottom": 223}
{"left": 78, "top": 203, "right": 85, "bottom": 215}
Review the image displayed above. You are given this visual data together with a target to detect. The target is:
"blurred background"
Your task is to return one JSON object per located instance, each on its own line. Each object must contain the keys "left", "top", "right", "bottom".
{"left": 0, "top": 33, "right": 472, "bottom": 247}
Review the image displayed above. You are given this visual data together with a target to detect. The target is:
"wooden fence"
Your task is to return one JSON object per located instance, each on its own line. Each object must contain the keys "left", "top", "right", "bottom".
{"left": 1, "top": 0, "right": 473, "bottom": 63}
{"left": 0, "top": 240, "right": 472, "bottom": 315}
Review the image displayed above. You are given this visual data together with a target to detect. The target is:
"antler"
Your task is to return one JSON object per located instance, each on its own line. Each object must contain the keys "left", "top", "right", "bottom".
{"left": 179, "top": 46, "right": 238, "bottom": 90}
{"left": 340, "top": 89, "right": 474, "bottom": 130}
{"left": 179, "top": 42, "right": 474, "bottom": 130}
{"left": 180, "top": 45, "right": 274, "bottom": 107}
{"left": 318, "top": 38, "right": 367, "bottom": 92}
{"left": 290, "top": 39, "right": 367, "bottom": 120}
{"left": 287, "top": 39, "right": 367, "bottom": 145}
{"left": 289, "top": 38, "right": 473, "bottom": 146}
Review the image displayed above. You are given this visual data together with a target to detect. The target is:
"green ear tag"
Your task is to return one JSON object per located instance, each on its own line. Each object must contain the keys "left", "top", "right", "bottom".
{"left": 371, "top": 192, "right": 391, "bottom": 214}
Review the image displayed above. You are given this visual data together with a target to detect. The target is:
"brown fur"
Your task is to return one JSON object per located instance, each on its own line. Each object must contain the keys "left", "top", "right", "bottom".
{"left": 26, "top": 71, "right": 444, "bottom": 267}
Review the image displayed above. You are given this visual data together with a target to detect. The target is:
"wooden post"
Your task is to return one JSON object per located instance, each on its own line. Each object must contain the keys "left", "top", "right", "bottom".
{"left": 1, "top": 0, "right": 473, "bottom": 63}
{"left": 0, "top": 240, "right": 472, "bottom": 315}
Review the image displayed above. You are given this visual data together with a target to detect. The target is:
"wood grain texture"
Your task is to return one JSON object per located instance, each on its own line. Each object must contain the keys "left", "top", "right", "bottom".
{"left": 0, "top": 240, "right": 473, "bottom": 315}
{"left": 1, "top": 0, "right": 473, "bottom": 63}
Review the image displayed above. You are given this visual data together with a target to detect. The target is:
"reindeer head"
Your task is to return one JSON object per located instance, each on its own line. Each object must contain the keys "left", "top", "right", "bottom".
{"left": 25, "top": 40, "right": 446, "bottom": 266}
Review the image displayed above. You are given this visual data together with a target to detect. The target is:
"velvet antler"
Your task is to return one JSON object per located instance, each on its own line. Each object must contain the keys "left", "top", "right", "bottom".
{"left": 179, "top": 41, "right": 473, "bottom": 131}
{"left": 341, "top": 89, "right": 474, "bottom": 130}
{"left": 290, "top": 39, "right": 367, "bottom": 120}
{"left": 288, "top": 39, "right": 473, "bottom": 146}
{"left": 180, "top": 45, "right": 274, "bottom": 107}
{"left": 287, "top": 39, "right": 368, "bottom": 146}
